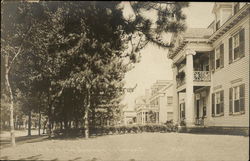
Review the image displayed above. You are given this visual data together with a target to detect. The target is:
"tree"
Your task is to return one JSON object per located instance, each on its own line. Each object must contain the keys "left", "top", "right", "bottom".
{"left": 1, "top": 1, "right": 189, "bottom": 142}
{"left": 1, "top": 2, "right": 39, "bottom": 146}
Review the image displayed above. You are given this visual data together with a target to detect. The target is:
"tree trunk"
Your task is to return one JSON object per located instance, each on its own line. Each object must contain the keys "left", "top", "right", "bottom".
{"left": 48, "top": 105, "right": 52, "bottom": 138}
{"left": 42, "top": 120, "right": 47, "bottom": 134}
{"left": 84, "top": 109, "right": 89, "bottom": 138}
{"left": 60, "top": 121, "right": 63, "bottom": 130}
{"left": 91, "top": 106, "right": 96, "bottom": 135}
{"left": 75, "top": 120, "right": 79, "bottom": 129}
{"left": 84, "top": 88, "right": 91, "bottom": 139}
{"left": 5, "top": 56, "right": 15, "bottom": 146}
{"left": 47, "top": 88, "right": 52, "bottom": 138}
{"left": 38, "top": 107, "right": 41, "bottom": 136}
{"left": 28, "top": 111, "right": 32, "bottom": 136}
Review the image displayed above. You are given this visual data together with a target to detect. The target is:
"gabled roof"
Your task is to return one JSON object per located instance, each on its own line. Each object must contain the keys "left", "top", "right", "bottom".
{"left": 183, "top": 28, "right": 213, "bottom": 39}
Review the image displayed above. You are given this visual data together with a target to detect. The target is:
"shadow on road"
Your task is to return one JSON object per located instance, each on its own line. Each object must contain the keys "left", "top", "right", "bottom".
{"left": 0, "top": 135, "right": 49, "bottom": 149}
{"left": 0, "top": 154, "right": 84, "bottom": 161}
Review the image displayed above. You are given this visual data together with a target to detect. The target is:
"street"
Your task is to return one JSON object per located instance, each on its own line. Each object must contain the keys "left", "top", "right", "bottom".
{"left": 0, "top": 132, "right": 248, "bottom": 161}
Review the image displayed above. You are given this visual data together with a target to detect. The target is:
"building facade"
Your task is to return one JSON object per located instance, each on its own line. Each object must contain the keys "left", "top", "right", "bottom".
{"left": 169, "top": 2, "right": 249, "bottom": 128}
{"left": 122, "top": 110, "right": 136, "bottom": 125}
{"left": 135, "top": 80, "right": 174, "bottom": 124}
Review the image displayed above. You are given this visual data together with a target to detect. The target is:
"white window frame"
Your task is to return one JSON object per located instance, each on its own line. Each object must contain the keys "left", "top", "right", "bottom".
{"left": 215, "top": 46, "right": 221, "bottom": 69}
{"left": 215, "top": 92, "right": 221, "bottom": 115}
{"left": 232, "top": 31, "right": 240, "bottom": 61}
{"left": 167, "top": 96, "right": 173, "bottom": 105}
{"left": 232, "top": 85, "right": 241, "bottom": 114}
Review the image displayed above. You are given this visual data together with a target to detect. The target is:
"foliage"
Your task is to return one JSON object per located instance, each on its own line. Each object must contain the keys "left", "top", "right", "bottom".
{"left": 1, "top": 1, "right": 188, "bottom": 140}
{"left": 53, "top": 123, "right": 178, "bottom": 138}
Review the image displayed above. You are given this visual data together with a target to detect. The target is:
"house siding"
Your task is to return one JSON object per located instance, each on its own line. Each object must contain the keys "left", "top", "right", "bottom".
{"left": 207, "top": 15, "right": 249, "bottom": 127}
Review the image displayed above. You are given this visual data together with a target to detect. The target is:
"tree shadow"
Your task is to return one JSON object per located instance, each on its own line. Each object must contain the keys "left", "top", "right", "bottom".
{"left": 68, "top": 157, "right": 82, "bottom": 161}
{"left": 0, "top": 155, "right": 84, "bottom": 161}
{"left": 0, "top": 156, "right": 9, "bottom": 160}
{"left": 19, "top": 154, "right": 42, "bottom": 160}
{"left": 0, "top": 135, "right": 49, "bottom": 149}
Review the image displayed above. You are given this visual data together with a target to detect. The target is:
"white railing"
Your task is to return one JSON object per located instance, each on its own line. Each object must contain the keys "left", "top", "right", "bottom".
{"left": 193, "top": 71, "right": 211, "bottom": 82}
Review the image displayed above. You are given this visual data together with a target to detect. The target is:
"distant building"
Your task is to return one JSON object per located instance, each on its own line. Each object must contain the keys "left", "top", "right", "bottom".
{"left": 135, "top": 80, "right": 174, "bottom": 124}
{"left": 169, "top": 2, "right": 249, "bottom": 129}
{"left": 122, "top": 108, "right": 136, "bottom": 125}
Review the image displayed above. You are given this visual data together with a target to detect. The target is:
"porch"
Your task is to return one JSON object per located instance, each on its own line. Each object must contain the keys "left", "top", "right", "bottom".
{"left": 176, "top": 51, "right": 211, "bottom": 92}
{"left": 173, "top": 49, "right": 212, "bottom": 127}
{"left": 178, "top": 86, "right": 210, "bottom": 127}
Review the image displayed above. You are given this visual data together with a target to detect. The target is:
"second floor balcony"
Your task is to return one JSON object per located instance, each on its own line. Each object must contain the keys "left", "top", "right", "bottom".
{"left": 177, "top": 71, "right": 211, "bottom": 88}
{"left": 193, "top": 71, "right": 211, "bottom": 82}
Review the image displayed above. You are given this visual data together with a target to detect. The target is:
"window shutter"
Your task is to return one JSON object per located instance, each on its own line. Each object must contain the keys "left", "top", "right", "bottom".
{"left": 220, "top": 44, "right": 224, "bottom": 68}
{"left": 212, "top": 93, "right": 215, "bottom": 117}
{"left": 210, "top": 50, "right": 215, "bottom": 71}
{"left": 239, "top": 84, "right": 245, "bottom": 113}
{"left": 229, "top": 88, "right": 233, "bottom": 115}
{"left": 229, "top": 37, "right": 233, "bottom": 64}
{"left": 239, "top": 28, "right": 245, "bottom": 58}
{"left": 220, "top": 90, "right": 224, "bottom": 115}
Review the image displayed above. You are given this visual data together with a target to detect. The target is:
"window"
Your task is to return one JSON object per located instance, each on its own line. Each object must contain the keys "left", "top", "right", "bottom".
{"left": 215, "top": 47, "right": 220, "bottom": 69}
{"left": 167, "top": 96, "right": 173, "bottom": 105}
{"left": 215, "top": 92, "right": 221, "bottom": 115}
{"left": 180, "top": 103, "right": 185, "bottom": 119}
{"left": 229, "top": 84, "right": 245, "bottom": 115}
{"left": 212, "top": 90, "right": 224, "bottom": 117}
{"left": 229, "top": 28, "right": 245, "bottom": 63}
{"left": 233, "top": 33, "right": 240, "bottom": 59}
{"left": 215, "top": 44, "right": 224, "bottom": 69}
{"left": 234, "top": 86, "right": 240, "bottom": 112}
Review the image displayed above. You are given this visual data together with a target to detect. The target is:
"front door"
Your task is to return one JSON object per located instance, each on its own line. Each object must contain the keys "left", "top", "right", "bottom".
{"left": 202, "top": 97, "right": 207, "bottom": 117}
{"left": 196, "top": 100, "right": 200, "bottom": 118}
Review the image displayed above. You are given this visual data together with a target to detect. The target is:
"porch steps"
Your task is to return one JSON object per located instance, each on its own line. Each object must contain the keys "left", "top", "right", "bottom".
{"left": 178, "top": 126, "right": 249, "bottom": 136}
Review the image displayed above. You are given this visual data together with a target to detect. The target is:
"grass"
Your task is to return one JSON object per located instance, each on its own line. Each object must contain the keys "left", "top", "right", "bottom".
{"left": 0, "top": 131, "right": 249, "bottom": 161}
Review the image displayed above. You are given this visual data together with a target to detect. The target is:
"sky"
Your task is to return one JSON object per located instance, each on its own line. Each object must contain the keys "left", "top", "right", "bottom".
{"left": 121, "top": 2, "right": 214, "bottom": 110}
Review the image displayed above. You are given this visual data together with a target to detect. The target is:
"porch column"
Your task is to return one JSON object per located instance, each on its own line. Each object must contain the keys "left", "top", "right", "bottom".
{"left": 142, "top": 112, "right": 144, "bottom": 124}
{"left": 185, "top": 49, "right": 196, "bottom": 127}
{"left": 141, "top": 112, "right": 143, "bottom": 124}
{"left": 172, "top": 64, "right": 179, "bottom": 124}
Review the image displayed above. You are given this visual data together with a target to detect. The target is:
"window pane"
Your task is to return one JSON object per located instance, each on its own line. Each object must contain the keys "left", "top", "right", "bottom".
{"left": 216, "top": 48, "right": 220, "bottom": 59}
{"left": 234, "top": 86, "right": 240, "bottom": 100}
{"left": 234, "top": 34, "right": 239, "bottom": 47}
{"left": 234, "top": 47, "right": 239, "bottom": 59}
{"left": 216, "top": 93, "right": 220, "bottom": 104}
{"left": 234, "top": 100, "right": 240, "bottom": 112}
{"left": 216, "top": 59, "right": 220, "bottom": 68}
{"left": 216, "top": 104, "right": 220, "bottom": 114}
{"left": 167, "top": 96, "right": 173, "bottom": 104}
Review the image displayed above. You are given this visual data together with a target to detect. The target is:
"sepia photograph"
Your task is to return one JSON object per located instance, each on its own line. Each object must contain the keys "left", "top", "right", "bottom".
{"left": 0, "top": 1, "right": 249, "bottom": 161}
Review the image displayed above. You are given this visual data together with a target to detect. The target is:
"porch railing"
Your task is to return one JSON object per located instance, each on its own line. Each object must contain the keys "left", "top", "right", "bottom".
{"left": 193, "top": 71, "right": 211, "bottom": 82}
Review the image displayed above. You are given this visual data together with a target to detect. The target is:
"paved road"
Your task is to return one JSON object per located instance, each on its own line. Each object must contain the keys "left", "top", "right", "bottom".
{"left": 0, "top": 132, "right": 249, "bottom": 161}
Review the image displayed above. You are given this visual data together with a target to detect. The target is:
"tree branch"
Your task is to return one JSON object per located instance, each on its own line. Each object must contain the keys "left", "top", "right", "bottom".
{"left": 7, "top": 26, "right": 33, "bottom": 72}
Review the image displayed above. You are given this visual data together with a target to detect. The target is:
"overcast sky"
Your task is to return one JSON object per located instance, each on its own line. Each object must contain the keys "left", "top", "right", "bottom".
{"left": 121, "top": 2, "right": 214, "bottom": 110}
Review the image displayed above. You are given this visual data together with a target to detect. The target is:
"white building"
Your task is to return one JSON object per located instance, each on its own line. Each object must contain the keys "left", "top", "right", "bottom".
{"left": 122, "top": 110, "right": 136, "bottom": 125}
{"left": 169, "top": 2, "right": 249, "bottom": 129}
{"left": 135, "top": 80, "right": 174, "bottom": 124}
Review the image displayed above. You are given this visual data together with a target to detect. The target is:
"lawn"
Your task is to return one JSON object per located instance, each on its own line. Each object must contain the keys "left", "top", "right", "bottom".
{"left": 0, "top": 131, "right": 249, "bottom": 161}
